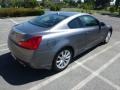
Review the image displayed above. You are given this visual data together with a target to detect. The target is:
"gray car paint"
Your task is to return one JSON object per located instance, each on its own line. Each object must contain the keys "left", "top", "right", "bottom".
{"left": 8, "top": 12, "right": 111, "bottom": 69}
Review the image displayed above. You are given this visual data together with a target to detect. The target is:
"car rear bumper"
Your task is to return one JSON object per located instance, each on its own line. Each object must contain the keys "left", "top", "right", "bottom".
{"left": 8, "top": 39, "right": 53, "bottom": 69}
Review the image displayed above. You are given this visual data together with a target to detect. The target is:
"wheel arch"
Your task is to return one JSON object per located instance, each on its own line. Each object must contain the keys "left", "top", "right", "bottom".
{"left": 52, "top": 45, "right": 75, "bottom": 71}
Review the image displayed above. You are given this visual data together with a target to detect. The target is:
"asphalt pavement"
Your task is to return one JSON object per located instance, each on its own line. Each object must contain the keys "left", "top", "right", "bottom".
{"left": 0, "top": 14, "right": 120, "bottom": 90}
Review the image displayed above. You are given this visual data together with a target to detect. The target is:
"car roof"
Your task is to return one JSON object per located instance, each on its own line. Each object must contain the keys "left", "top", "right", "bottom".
{"left": 45, "top": 11, "right": 87, "bottom": 17}
{"left": 57, "top": 12, "right": 81, "bottom": 16}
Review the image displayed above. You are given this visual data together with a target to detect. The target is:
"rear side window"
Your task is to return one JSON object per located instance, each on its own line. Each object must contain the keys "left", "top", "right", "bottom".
{"left": 79, "top": 15, "right": 99, "bottom": 27}
{"left": 68, "top": 18, "right": 83, "bottom": 29}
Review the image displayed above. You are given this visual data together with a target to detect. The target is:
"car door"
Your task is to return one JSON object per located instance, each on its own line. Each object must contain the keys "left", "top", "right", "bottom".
{"left": 78, "top": 15, "right": 101, "bottom": 49}
{"left": 68, "top": 17, "right": 87, "bottom": 53}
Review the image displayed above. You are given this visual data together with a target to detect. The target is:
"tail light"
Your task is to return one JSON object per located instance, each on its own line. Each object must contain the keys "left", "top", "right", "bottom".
{"left": 19, "top": 36, "right": 42, "bottom": 50}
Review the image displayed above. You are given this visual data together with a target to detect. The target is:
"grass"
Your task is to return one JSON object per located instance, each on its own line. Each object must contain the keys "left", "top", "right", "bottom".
{"left": 61, "top": 8, "right": 120, "bottom": 16}
{"left": 61, "top": 8, "right": 101, "bottom": 14}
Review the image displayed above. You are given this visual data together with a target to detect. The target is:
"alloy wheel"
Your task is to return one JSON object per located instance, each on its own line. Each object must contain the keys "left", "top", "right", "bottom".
{"left": 56, "top": 50, "right": 72, "bottom": 69}
{"left": 105, "top": 31, "right": 112, "bottom": 43}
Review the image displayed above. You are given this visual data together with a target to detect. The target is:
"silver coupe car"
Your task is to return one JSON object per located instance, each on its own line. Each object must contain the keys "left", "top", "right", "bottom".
{"left": 8, "top": 12, "right": 112, "bottom": 72}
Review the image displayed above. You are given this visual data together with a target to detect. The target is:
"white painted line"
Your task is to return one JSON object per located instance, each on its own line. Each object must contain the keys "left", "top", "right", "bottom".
{"left": 0, "top": 31, "right": 10, "bottom": 33}
{"left": 29, "top": 64, "right": 80, "bottom": 90}
{"left": 72, "top": 53, "right": 120, "bottom": 90}
{"left": 28, "top": 41, "right": 120, "bottom": 90}
{"left": 0, "top": 48, "right": 9, "bottom": 52}
{"left": 78, "top": 42, "right": 120, "bottom": 64}
{"left": 0, "top": 44, "right": 7, "bottom": 47}
{"left": 9, "top": 19, "right": 18, "bottom": 24}
{"left": 75, "top": 61, "right": 120, "bottom": 90}
{"left": 0, "top": 30, "right": 10, "bottom": 32}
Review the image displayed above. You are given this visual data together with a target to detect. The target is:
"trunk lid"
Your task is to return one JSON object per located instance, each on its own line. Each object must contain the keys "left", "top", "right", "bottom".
{"left": 9, "top": 21, "right": 50, "bottom": 44}
{"left": 15, "top": 21, "right": 49, "bottom": 34}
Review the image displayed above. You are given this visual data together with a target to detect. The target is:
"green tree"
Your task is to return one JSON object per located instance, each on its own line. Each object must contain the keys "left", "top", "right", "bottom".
{"left": 77, "top": 0, "right": 81, "bottom": 4}
{"left": 11, "top": 0, "right": 18, "bottom": 7}
{"left": 115, "top": 0, "right": 120, "bottom": 9}
{"left": 95, "top": 0, "right": 111, "bottom": 9}
{"left": 24, "top": 0, "right": 38, "bottom": 8}
{"left": 1, "top": 0, "right": 7, "bottom": 7}
{"left": 63, "top": 0, "right": 69, "bottom": 3}
{"left": 41, "top": 0, "right": 52, "bottom": 7}
{"left": 69, "top": 0, "right": 77, "bottom": 7}
{"left": 31, "top": 0, "right": 38, "bottom": 8}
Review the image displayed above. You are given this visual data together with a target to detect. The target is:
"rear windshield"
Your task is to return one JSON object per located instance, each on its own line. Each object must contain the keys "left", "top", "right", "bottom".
{"left": 29, "top": 14, "right": 68, "bottom": 28}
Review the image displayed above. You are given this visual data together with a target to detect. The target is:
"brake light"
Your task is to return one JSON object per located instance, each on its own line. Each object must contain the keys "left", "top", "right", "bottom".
{"left": 19, "top": 36, "right": 42, "bottom": 50}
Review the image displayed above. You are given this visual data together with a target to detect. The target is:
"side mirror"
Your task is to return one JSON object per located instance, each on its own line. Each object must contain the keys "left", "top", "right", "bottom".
{"left": 99, "top": 22, "right": 105, "bottom": 30}
{"left": 100, "top": 22, "right": 106, "bottom": 26}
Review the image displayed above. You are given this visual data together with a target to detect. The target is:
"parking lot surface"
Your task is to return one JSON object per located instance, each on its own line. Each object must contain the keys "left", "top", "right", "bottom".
{"left": 0, "top": 14, "right": 120, "bottom": 90}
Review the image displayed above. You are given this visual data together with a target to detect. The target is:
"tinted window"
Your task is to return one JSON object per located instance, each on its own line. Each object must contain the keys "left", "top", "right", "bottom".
{"left": 68, "top": 18, "right": 83, "bottom": 29}
{"left": 79, "top": 15, "right": 99, "bottom": 27}
{"left": 29, "top": 14, "right": 67, "bottom": 28}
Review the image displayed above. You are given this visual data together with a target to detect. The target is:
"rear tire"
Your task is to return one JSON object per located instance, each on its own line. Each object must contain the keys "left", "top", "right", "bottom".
{"left": 52, "top": 48, "right": 73, "bottom": 72}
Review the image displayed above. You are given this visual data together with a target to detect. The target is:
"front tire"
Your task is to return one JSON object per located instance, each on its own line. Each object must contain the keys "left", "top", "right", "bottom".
{"left": 103, "top": 31, "right": 112, "bottom": 43}
{"left": 52, "top": 49, "right": 72, "bottom": 72}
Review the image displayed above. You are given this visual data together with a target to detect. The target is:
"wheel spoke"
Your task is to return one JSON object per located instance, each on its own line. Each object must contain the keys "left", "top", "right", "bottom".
{"left": 66, "top": 55, "right": 71, "bottom": 59}
{"left": 56, "top": 60, "right": 61, "bottom": 64}
{"left": 106, "top": 32, "right": 111, "bottom": 42}
{"left": 58, "top": 56, "right": 62, "bottom": 59}
{"left": 66, "top": 52, "right": 70, "bottom": 57}
{"left": 61, "top": 51, "right": 64, "bottom": 57}
{"left": 65, "top": 50, "right": 68, "bottom": 56}
{"left": 62, "top": 62, "right": 65, "bottom": 67}
{"left": 63, "top": 61, "right": 67, "bottom": 66}
{"left": 60, "top": 61, "right": 63, "bottom": 67}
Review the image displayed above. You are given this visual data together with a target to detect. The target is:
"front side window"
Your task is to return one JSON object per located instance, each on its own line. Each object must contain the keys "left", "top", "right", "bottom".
{"left": 79, "top": 15, "right": 99, "bottom": 27}
{"left": 29, "top": 14, "right": 68, "bottom": 28}
{"left": 68, "top": 18, "right": 83, "bottom": 29}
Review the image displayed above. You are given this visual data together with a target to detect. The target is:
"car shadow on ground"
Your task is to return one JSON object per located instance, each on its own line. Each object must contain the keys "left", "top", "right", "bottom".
{"left": 0, "top": 43, "right": 104, "bottom": 86}
{"left": 0, "top": 52, "right": 56, "bottom": 85}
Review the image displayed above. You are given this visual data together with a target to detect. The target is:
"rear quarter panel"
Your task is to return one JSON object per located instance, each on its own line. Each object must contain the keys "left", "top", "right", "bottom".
{"left": 43, "top": 29, "right": 81, "bottom": 58}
